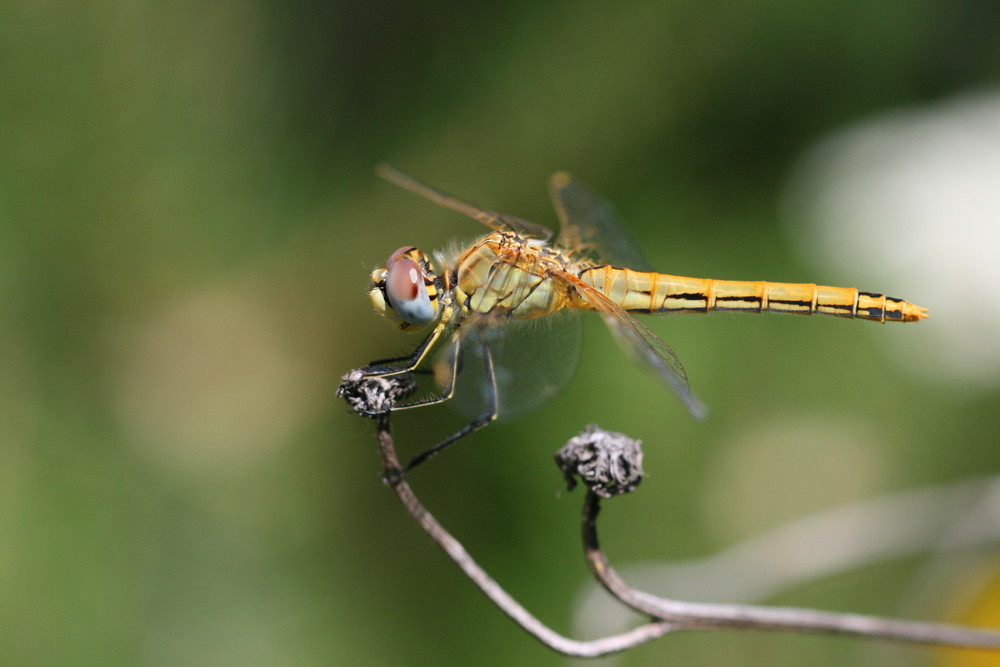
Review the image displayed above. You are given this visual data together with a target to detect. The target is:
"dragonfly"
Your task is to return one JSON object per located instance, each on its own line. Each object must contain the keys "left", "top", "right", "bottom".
{"left": 360, "top": 165, "right": 928, "bottom": 471}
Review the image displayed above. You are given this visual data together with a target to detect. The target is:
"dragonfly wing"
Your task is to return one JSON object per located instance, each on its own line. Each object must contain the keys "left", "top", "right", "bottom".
{"left": 549, "top": 172, "right": 655, "bottom": 271}
{"left": 569, "top": 275, "right": 707, "bottom": 420}
{"left": 439, "top": 309, "right": 583, "bottom": 422}
{"left": 376, "top": 164, "right": 554, "bottom": 240}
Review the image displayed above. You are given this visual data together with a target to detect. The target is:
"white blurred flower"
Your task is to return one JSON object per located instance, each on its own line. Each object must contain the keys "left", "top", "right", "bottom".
{"left": 785, "top": 90, "right": 1000, "bottom": 388}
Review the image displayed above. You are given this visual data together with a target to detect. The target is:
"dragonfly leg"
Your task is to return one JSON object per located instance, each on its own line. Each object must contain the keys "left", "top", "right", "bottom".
{"left": 362, "top": 322, "right": 444, "bottom": 376}
{"left": 389, "top": 336, "right": 462, "bottom": 411}
{"left": 402, "top": 332, "right": 498, "bottom": 472}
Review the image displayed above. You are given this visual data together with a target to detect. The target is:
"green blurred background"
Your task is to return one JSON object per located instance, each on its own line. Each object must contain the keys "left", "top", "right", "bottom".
{"left": 3, "top": 1, "right": 1000, "bottom": 665}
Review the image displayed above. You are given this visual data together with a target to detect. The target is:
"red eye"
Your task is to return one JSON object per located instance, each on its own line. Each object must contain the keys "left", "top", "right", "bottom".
{"left": 384, "top": 255, "right": 435, "bottom": 326}
{"left": 386, "top": 257, "right": 421, "bottom": 301}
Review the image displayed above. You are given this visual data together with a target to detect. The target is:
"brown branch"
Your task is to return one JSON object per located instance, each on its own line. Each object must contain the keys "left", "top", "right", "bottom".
{"left": 583, "top": 491, "right": 1000, "bottom": 647}
{"left": 565, "top": 428, "right": 1000, "bottom": 651}
{"left": 339, "top": 371, "right": 1000, "bottom": 656}
{"left": 374, "top": 413, "right": 698, "bottom": 657}
{"left": 337, "top": 370, "right": 697, "bottom": 656}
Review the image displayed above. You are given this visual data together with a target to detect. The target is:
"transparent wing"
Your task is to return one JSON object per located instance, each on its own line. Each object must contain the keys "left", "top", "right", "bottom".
{"left": 569, "top": 275, "right": 706, "bottom": 420}
{"left": 549, "top": 172, "right": 654, "bottom": 271}
{"left": 436, "top": 309, "right": 582, "bottom": 423}
{"left": 376, "top": 164, "right": 554, "bottom": 240}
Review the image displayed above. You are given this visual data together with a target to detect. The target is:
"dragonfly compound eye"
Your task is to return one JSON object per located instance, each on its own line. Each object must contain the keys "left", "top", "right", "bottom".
{"left": 384, "top": 253, "right": 435, "bottom": 328}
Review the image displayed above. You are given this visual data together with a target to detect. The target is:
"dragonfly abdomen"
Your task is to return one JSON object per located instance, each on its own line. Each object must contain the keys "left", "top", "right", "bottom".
{"left": 578, "top": 267, "right": 928, "bottom": 322}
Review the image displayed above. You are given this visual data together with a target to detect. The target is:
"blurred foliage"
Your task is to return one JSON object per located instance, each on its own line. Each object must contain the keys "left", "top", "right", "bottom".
{"left": 2, "top": 1, "right": 1000, "bottom": 665}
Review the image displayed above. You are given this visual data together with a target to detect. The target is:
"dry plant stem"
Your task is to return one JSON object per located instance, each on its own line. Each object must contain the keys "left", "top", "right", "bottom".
{"left": 374, "top": 414, "right": 695, "bottom": 657}
{"left": 344, "top": 372, "right": 1000, "bottom": 654}
{"left": 581, "top": 491, "right": 1000, "bottom": 650}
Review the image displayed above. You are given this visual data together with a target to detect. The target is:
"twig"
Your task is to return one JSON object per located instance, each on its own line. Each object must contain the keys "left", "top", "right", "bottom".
{"left": 582, "top": 491, "right": 1000, "bottom": 647}
{"left": 585, "top": 475, "right": 1000, "bottom": 606}
{"left": 339, "top": 371, "right": 1000, "bottom": 655}
{"left": 338, "top": 370, "right": 698, "bottom": 656}
{"left": 561, "top": 427, "right": 1000, "bottom": 650}
{"left": 374, "top": 414, "right": 701, "bottom": 656}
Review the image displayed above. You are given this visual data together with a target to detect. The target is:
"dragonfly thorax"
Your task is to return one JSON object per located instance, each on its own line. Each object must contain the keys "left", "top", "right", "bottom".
{"left": 369, "top": 246, "right": 442, "bottom": 331}
{"left": 454, "top": 231, "right": 572, "bottom": 321}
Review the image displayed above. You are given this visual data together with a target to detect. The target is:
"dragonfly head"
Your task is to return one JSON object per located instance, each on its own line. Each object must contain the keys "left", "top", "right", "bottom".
{"left": 369, "top": 246, "right": 440, "bottom": 331}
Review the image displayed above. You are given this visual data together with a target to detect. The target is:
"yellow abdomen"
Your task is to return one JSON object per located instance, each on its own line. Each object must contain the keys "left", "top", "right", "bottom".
{"left": 578, "top": 266, "right": 928, "bottom": 323}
